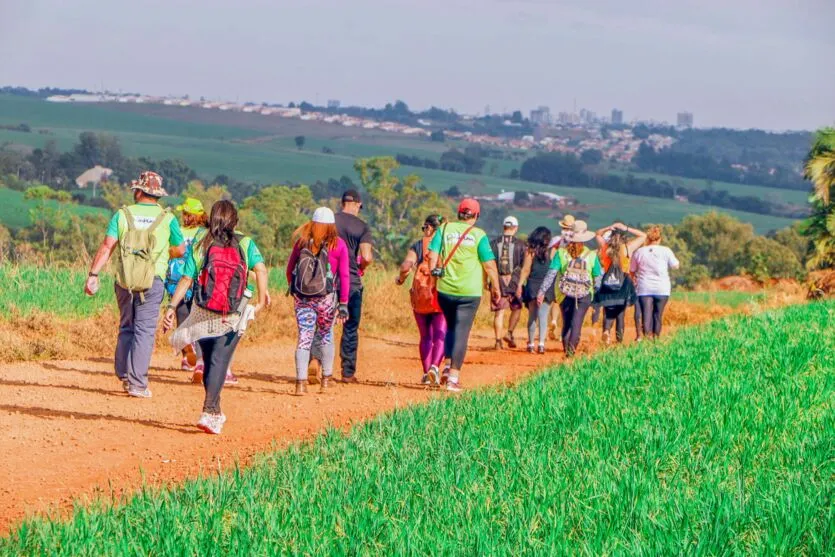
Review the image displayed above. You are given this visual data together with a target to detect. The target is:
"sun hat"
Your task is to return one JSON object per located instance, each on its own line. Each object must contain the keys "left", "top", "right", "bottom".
{"left": 503, "top": 216, "right": 519, "bottom": 228}
{"left": 312, "top": 207, "right": 336, "bottom": 224}
{"left": 457, "top": 198, "right": 481, "bottom": 216}
{"left": 570, "top": 220, "right": 595, "bottom": 243}
{"left": 176, "top": 197, "right": 205, "bottom": 215}
{"left": 129, "top": 171, "right": 168, "bottom": 198}
{"left": 559, "top": 214, "right": 575, "bottom": 230}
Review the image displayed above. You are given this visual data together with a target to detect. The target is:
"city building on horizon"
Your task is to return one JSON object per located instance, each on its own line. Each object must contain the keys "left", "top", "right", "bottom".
{"left": 327, "top": 99, "right": 341, "bottom": 109}
{"left": 530, "top": 105, "right": 551, "bottom": 125}
{"left": 677, "top": 111, "right": 694, "bottom": 128}
{"left": 611, "top": 109, "right": 624, "bottom": 125}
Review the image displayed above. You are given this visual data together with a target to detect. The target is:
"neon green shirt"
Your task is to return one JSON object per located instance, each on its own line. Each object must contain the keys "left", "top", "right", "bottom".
{"left": 549, "top": 247, "right": 603, "bottom": 277}
{"left": 428, "top": 221, "right": 495, "bottom": 297}
{"left": 106, "top": 203, "right": 184, "bottom": 280}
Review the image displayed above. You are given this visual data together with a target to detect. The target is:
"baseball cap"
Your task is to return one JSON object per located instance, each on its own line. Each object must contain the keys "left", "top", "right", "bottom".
{"left": 457, "top": 198, "right": 480, "bottom": 216}
{"left": 176, "top": 197, "right": 205, "bottom": 215}
{"left": 341, "top": 190, "right": 362, "bottom": 204}
{"left": 312, "top": 207, "right": 336, "bottom": 224}
{"left": 503, "top": 216, "right": 519, "bottom": 228}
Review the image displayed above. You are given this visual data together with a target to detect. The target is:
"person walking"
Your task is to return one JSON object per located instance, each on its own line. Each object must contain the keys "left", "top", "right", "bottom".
{"left": 286, "top": 207, "right": 351, "bottom": 395}
{"left": 515, "top": 226, "right": 554, "bottom": 354}
{"left": 165, "top": 197, "right": 208, "bottom": 374}
{"left": 490, "top": 216, "right": 525, "bottom": 350}
{"left": 428, "top": 199, "right": 501, "bottom": 392}
{"left": 547, "top": 214, "right": 576, "bottom": 340}
{"left": 595, "top": 222, "right": 647, "bottom": 344}
{"left": 395, "top": 215, "right": 447, "bottom": 385}
{"left": 537, "top": 220, "right": 601, "bottom": 357}
{"left": 163, "top": 200, "right": 269, "bottom": 434}
{"left": 332, "top": 190, "right": 373, "bottom": 383}
{"left": 85, "top": 171, "right": 185, "bottom": 398}
{"left": 630, "top": 226, "right": 680, "bottom": 339}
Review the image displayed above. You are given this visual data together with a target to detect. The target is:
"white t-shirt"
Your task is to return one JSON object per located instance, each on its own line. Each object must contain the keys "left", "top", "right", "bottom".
{"left": 630, "top": 245, "right": 680, "bottom": 296}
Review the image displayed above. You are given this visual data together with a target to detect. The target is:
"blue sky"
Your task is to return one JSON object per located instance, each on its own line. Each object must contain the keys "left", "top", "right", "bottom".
{"left": 1, "top": 0, "right": 833, "bottom": 130}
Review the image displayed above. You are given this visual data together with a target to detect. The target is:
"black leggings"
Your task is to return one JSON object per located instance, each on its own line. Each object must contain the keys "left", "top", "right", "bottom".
{"left": 560, "top": 295, "right": 591, "bottom": 356}
{"left": 437, "top": 293, "right": 481, "bottom": 370}
{"left": 603, "top": 304, "right": 626, "bottom": 342}
{"left": 197, "top": 332, "right": 241, "bottom": 414}
{"left": 639, "top": 295, "right": 669, "bottom": 338}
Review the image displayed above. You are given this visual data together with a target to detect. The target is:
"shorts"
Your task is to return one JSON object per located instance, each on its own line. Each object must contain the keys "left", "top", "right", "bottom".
{"left": 491, "top": 293, "right": 523, "bottom": 312}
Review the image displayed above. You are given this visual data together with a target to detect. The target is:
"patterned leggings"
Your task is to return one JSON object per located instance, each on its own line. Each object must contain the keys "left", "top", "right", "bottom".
{"left": 294, "top": 295, "right": 337, "bottom": 381}
{"left": 294, "top": 295, "right": 337, "bottom": 349}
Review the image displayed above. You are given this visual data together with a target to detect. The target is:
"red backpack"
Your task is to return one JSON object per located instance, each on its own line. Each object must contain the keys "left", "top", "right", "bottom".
{"left": 196, "top": 235, "right": 248, "bottom": 314}
{"left": 410, "top": 237, "right": 440, "bottom": 314}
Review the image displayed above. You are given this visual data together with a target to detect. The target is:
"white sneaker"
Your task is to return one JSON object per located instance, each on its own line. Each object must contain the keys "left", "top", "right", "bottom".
{"left": 197, "top": 412, "right": 227, "bottom": 435}
{"left": 446, "top": 379, "right": 463, "bottom": 393}
{"left": 427, "top": 365, "right": 440, "bottom": 386}
{"left": 127, "top": 386, "right": 152, "bottom": 398}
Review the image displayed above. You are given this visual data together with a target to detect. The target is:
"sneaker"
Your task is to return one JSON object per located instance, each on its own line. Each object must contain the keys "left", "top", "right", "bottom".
{"left": 440, "top": 366, "right": 451, "bottom": 385}
{"left": 320, "top": 376, "right": 331, "bottom": 392}
{"left": 421, "top": 373, "right": 431, "bottom": 385}
{"left": 120, "top": 379, "right": 129, "bottom": 392}
{"left": 192, "top": 363, "right": 204, "bottom": 384}
{"left": 427, "top": 365, "right": 440, "bottom": 386}
{"left": 340, "top": 375, "right": 359, "bottom": 384}
{"left": 527, "top": 344, "right": 535, "bottom": 354}
{"left": 224, "top": 369, "right": 239, "bottom": 386}
{"left": 445, "top": 379, "right": 463, "bottom": 393}
{"left": 181, "top": 356, "right": 194, "bottom": 372}
{"left": 197, "top": 412, "right": 226, "bottom": 435}
{"left": 294, "top": 380, "right": 307, "bottom": 395}
{"left": 537, "top": 345, "right": 546, "bottom": 355}
{"left": 494, "top": 339, "right": 503, "bottom": 350}
{"left": 127, "top": 386, "right": 152, "bottom": 398}
{"left": 503, "top": 333, "right": 517, "bottom": 349}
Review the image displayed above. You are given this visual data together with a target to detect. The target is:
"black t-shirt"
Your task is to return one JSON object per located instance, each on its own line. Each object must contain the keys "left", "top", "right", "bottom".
{"left": 335, "top": 211, "right": 373, "bottom": 291}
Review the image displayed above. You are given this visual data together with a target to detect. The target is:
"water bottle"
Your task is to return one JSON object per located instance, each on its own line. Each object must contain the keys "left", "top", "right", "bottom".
{"left": 237, "top": 288, "right": 253, "bottom": 314}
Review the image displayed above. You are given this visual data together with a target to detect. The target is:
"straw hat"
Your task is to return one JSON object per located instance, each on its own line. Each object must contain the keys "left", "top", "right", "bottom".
{"left": 559, "top": 214, "right": 575, "bottom": 230}
{"left": 570, "top": 220, "right": 595, "bottom": 243}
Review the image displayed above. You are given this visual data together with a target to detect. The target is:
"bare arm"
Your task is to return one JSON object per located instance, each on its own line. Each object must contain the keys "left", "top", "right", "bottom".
{"left": 359, "top": 242, "right": 373, "bottom": 271}
{"left": 626, "top": 227, "right": 647, "bottom": 254}
{"left": 162, "top": 276, "right": 194, "bottom": 332}
{"left": 84, "top": 236, "right": 118, "bottom": 296}
{"left": 516, "top": 251, "right": 533, "bottom": 297}
{"left": 428, "top": 250, "right": 439, "bottom": 271}
{"left": 252, "top": 262, "right": 269, "bottom": 310}
{"left": 396, "top": 250, "right": 419, "bottom": 285}
{"left": 168, "top": 244, "right": 186, "bottom": 259}
{"left": 595, "top": 224, "right": 614, "bottom": 249}
{"left": 482, "top": 260, "right": 501, "bottom": 300}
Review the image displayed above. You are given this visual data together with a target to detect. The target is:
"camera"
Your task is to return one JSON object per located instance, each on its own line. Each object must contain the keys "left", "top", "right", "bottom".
{"left": 430, "top": 267, "right": 445, "bottom": 278}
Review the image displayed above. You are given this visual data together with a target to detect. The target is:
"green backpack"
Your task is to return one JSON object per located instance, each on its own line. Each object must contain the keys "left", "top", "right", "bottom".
{"left": 115, "top": 206, "right": 170, "bottom": 295}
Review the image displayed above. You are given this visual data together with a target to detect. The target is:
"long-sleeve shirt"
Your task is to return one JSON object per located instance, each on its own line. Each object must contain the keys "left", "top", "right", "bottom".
{"left": 537, "top": 247, "right": 602, "bottom": 299}
{"left": 285, "top": 238, "right": 351, "bottom": 304}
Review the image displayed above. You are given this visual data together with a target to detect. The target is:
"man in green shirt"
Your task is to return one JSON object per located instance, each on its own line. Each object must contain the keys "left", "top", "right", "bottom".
{"left": 428, "top": 198, "right": 501, "bottom": 392}
{"left": 85, "top": 171, "right": 185, "bottom": 398}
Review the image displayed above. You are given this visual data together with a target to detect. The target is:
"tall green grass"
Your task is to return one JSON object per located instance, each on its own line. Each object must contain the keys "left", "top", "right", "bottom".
{"left": 3, "top": 302, "right": 832, "bottom": 554}
{"left": 672, "top": 290, "right": 768, "bottom": 308}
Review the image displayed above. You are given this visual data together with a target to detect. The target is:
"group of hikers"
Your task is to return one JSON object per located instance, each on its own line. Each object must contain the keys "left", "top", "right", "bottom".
{"left": 85, "top": 170, "right": 679, "bottom": 435}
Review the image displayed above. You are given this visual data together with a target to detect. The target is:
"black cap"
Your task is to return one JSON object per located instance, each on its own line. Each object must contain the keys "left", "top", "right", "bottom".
{"left": 341, "top": 189, "right": 362, "bottom": 204}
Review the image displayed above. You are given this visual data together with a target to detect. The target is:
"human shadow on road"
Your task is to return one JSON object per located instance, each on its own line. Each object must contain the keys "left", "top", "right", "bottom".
{"left": 0, "top": 378, "right": 122, "bottom": 398}
{"left": 0, "top": 404, "right": 200, "bottom": 434}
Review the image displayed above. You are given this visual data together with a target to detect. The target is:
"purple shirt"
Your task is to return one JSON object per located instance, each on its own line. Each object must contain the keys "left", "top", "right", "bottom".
{"left": 286, "top": 237, "right": 351, "bottom": 304}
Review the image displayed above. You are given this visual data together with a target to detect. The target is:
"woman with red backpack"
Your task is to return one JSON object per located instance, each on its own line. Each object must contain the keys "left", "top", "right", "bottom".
{"left": 395, "top": 215, "right": 447, "bottom": 385}
{"left": 286, "top": 207, "right": 351, "bottom": 395}
{"left": 163, "top": 200, "right": 269, "bottom": 435}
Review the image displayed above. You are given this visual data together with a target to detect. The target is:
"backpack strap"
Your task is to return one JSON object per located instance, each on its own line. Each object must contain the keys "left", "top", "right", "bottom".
{"left": 443, "top": 224, "right": 476, "bottom": 268}
{"left": 146, "top": 207, "right": 170, "bottom": 237}
{"left": 121, "top": 206, "right": 135, "bottom": 232}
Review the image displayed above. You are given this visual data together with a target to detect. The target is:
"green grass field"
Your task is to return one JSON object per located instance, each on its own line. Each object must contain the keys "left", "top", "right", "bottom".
{"left": 671, "top": 290, "right": 768, "bottom": 308}
{"left": 0, "top": 96, "right": 797, "bottom": 233}
{"left": 2, "top": 301, "right": 831, "bottom": 554}
{"left": 0, "top": 187, "right": 105, "bottom": 229}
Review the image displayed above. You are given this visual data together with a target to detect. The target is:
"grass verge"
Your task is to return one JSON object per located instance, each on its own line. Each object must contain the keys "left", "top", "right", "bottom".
{"left": 2, "top": 302, "right": 832, "bottom": 554}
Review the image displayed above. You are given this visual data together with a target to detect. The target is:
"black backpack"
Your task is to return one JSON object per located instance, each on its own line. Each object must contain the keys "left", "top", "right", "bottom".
{"left": 293, "top": 244, "right": 334, "bottom": 298}
{"left": 600, "top": 263, "right": 625, "bottom": 292}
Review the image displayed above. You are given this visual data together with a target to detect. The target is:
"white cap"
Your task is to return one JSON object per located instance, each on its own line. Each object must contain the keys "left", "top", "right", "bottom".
{"left": 503, "top": 216, "right": 519, "bottom": 228}
{"left": 312, "top": 207, "right": 335, "bottom": 224}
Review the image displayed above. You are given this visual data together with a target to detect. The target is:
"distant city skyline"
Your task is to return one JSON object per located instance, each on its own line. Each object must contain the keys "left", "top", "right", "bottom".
{"left": 1, "top": 0, "right": 833, "bottom": 131}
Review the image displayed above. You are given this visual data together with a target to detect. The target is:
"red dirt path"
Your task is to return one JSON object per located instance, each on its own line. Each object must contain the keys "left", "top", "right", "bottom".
{"left": 0, "top": 324, "right": 645, "bottom": 534}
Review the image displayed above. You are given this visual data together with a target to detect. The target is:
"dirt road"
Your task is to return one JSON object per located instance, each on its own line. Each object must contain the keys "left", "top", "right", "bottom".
{"left": 2, "top": 323, "right": 618, "bottom": 534}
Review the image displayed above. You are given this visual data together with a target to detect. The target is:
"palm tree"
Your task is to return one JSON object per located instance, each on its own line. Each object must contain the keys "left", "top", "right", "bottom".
{"left": 802, "top": 128, "right": 835, "bottom": 269}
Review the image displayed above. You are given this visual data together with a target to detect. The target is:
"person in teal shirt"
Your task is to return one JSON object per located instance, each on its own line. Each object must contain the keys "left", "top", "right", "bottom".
{"left": 85, "top": 171, "right": 186, "bottom": 398}
{"left": 536, "top": 220, "right": 601, "bottom": 356}
{"left": 427, "top": 198, "right": 501, "bottom": 392}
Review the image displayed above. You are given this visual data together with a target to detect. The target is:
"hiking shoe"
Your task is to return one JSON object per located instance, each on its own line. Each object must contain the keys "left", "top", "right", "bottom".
{"left": 503, "top": 334, "right": 517, "bottom": 349}
{"left": 307, "top": 359, "right": 321, "bottom": 385}
{"left": 340, "top": 375, "right": 358, "bottom": 384}
{"left": 197, "top": 412, "right": 226, "bottom": 435}
{"left": 427, "top": 365, "right": 440, "bottom": 386}
{"left": 494, "top": 339, "right": 503, "bottom": 350}
{"left": 294, "top": 380, "right": 308, "bottom": 395}
{"left": 320, "top": 376, "right": 331, "bottom": 392}
{"left": 537, "top": 345, "right": 546, "bottom": 355}
{"left": 527, "top": 344, "right": 535, "bottom": 353}
{"left": 224, "top": 370, "right": 239, "bottom": 386}
{"left": 446, "top": 379, "right": 463, "bottom": 393}
{"left": 127, "top": 386, "right": 152, "bottom": 398}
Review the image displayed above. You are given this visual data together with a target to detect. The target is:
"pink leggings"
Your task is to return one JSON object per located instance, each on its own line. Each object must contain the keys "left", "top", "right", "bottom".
{"left": 413, "top": 311, "right": 447, "bottom": 373}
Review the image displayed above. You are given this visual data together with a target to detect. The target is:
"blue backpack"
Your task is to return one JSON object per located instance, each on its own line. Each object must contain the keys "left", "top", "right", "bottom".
{"left": 165, "top": 255, "right": 192, "bottom": 301}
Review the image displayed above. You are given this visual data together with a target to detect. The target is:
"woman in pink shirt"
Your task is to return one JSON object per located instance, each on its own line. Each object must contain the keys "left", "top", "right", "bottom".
{"left": 286, "top": 207, "right": 350, "bottom": 395}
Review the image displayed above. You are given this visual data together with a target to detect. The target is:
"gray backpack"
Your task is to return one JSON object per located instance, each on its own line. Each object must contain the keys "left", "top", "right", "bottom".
{"left": 559, "top": 257, "right": 593, "bottom": 299}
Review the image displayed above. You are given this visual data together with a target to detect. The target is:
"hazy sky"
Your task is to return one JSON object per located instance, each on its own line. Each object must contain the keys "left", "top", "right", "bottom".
{"left": 1, "top": 0, "right": 833, "bottom": 130}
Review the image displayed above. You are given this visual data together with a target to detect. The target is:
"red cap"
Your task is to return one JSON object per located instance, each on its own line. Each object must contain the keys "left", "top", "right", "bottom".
{"left": 457, "top": 198, "right": 480, "bottom": 216}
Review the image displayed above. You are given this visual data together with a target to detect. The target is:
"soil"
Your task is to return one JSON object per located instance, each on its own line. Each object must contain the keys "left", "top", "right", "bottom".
{"left": 0, "top": 303, "right": 743, "bottom": 534}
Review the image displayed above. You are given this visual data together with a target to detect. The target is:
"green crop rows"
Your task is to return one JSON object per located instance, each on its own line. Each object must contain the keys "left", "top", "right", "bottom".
{"left": 3, "top": 301, "right": 832, "bottom": 554}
